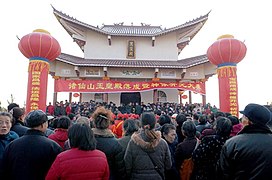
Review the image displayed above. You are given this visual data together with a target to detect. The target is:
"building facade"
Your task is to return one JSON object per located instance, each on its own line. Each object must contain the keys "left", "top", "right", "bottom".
{"left": 50, "top": 6, "right": 216, "bottom": 106}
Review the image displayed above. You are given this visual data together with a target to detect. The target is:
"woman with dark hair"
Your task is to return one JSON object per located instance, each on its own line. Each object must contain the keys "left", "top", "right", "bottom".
{"left": 158, "top": 114, "right": 172, "bottom": 128}
{"left": 118, "top": 119, "right": 139, "bottom": 151}
{"left": 175, "top": 120, "right": 198, "bottom": 170}
{"left": 48, "top": 116, "right": 71, "bottom": 149}
{"left": 124, "top": 112, "right": 172, "bottom": 180}
{"left": 161, "top": 124, "right": 179, "bottom": 180}
{"left": 196, "top": 115, "right": 212, "bottom": 134}
{"left": 10, "top": 107, "right": 28, "bottom": 137}
{"left": 175, "top": 113, "right": 187, "bottom": 143}
{"left": 92, "top": 106, "right": 126, "bottom": 180}
{"left": 192, "top": 117, "right": 232, "bottom": 180}
{"left": 46, "top": 124, "right": 109, "bottom": 180}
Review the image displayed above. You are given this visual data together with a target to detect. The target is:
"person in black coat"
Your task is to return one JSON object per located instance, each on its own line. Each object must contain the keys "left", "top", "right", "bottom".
{"left": 217, "top": 103, "right": 272, "bottom": 179}
{"left": 92, "top": 106, "right": 126, "bottom": 180}
{"left": 175, "top": 120, "right": 198, "bottom": 170}
{"left": 0, "top": 110, "right": 62, "bottom": 180}
{"left": 192, "top": 117, "right": 232, "bottom": 180}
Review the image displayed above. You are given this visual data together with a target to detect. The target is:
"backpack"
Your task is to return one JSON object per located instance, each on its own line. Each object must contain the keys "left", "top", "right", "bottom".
{"left": 179, "top": 157, "right": 194, "bottom": 180}
{"left": 179, "top": 139, "right": 200, "bottom": 180}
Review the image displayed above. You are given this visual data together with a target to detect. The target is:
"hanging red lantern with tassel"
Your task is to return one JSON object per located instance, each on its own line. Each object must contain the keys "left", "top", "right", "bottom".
{"left": 207, "top": 34, "right": 247, "bottom": 117}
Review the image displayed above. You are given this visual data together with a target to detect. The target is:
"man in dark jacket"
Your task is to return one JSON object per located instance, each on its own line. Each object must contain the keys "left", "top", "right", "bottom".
{"left": 217, "top": 103, "right": 272, "bottom": 179}
{"left": 0, "top": 110, "right": 62, "bottom": 180}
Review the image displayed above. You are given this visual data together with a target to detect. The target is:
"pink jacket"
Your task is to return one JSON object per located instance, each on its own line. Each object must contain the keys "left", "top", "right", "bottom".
{"left": 46, "top": 148, "right": 109, "bottom": 180}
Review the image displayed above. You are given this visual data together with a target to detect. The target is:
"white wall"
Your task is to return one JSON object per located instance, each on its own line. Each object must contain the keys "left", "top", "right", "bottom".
{"left": 140, "top": 91, "right": 153, "bottom": 104}
{"left": 84, "top": 31, "right": 178, "bottom": 60}
{"left": 108, "top": 93, "right": 121, "bottom": 106}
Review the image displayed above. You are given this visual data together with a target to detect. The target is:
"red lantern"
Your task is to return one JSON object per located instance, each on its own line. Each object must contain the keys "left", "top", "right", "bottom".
{"left": 206, "top": 35, "right": 247, "bottom": 117}
{"left": 18, "top": 29, "right": 61, "bottom": 113}
{"left": 207, "top": 36, "right": 247, "bottom": 66}
{"left": 18, "top": 29, "right": 61, "bottom": 61}
{"left": 73, "top": 93, "right": 80, "bottom": 98}
{"left": 182, "top": 95, "right": 188, "bottom": 99}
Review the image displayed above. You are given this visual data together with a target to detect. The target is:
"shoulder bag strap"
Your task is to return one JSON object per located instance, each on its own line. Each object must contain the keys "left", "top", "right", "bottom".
{"left": 146, "top": 152, "right": 165, "bottom": 180}
{"left": 194, "top": 138, "right": 200, "bottom": 150}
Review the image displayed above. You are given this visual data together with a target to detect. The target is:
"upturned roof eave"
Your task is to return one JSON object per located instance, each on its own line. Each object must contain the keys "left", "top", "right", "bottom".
{"left": 52, "top": 5, "right": 210, "bottom": 37}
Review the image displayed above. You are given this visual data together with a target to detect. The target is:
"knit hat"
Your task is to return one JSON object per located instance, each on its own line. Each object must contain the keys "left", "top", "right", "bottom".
{"left": 25, "top": 110, "right": 48, "bottom": 128}
{"left": 240, "top": 103, "right": 272, "bottom": 126}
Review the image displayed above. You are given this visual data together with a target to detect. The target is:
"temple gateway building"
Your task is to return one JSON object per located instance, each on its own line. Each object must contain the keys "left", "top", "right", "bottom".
{"left": 50, "top": 7, "right": 216, "bottom": 106}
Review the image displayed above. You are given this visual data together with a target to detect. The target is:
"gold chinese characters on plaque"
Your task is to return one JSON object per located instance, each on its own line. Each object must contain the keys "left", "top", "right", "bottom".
{"left": 127, "top": 40, "right": 135, "bottom": 59}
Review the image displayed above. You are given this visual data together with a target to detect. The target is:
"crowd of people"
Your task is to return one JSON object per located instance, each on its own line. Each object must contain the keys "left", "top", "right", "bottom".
{"left": 0, "top": 100, "right": 272, "bottom": 180}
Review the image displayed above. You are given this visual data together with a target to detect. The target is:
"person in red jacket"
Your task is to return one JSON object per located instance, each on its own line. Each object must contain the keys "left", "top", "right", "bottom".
{"left": 46, "top": 123, "right": 109, "bottom": 180}
{"left": 48, "top": 116, "right": 71, "bottom": 149}
{"left": 112, "top": 113, "right": 124, "bottom": 138}
{"left": 46, "top": 102, "right": 55, "bottom": 116}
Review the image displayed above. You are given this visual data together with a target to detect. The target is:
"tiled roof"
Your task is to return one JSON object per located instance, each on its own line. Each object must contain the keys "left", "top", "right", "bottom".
{"left": 56, "top": 53, "right": 209, "bottom": 69}
{"left": 101, "top": 25, "right": 163, "bottom": 36}
{"left": 52, "top": 5, "right": 209, "bottom": 37}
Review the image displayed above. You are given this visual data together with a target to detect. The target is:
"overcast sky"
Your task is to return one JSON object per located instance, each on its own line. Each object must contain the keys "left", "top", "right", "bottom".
{"left": 1, "top": 0, "right": 271, "bottom": 112}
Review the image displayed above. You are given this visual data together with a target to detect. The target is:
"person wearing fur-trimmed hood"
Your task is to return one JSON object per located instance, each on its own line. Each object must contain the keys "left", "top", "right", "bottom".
{"left": 124, "top": 112, "right": 172, "bottom": 180}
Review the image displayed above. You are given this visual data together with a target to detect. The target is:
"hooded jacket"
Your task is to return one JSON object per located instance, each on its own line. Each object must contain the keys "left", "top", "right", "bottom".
{"left": 124, "top": 129, "right": 172, "bottom": 180}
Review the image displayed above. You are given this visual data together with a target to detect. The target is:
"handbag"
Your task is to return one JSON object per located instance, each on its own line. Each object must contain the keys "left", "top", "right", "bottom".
{"left": 179, "top": 138, "right": 200, "bottom": 180}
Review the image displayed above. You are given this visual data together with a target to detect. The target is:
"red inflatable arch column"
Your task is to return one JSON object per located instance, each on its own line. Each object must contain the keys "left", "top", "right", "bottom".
{"left": 207, "top": 35, "right": 247, "bottom": 117}
{"left": 18, "top": 29, "right": 61, "bottom": 113}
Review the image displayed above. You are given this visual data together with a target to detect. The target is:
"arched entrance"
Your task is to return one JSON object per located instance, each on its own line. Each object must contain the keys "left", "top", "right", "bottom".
{"left": 120, "top": 92, "right": 141, "bottom": 105}
{"left": 158, "top": 90, "right": 167, "bottom": 102}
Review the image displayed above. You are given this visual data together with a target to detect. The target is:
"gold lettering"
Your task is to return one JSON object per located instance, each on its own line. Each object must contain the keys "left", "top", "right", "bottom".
{"left": 123, "top": 84, "right": 131, "bottom": 89}
{"left": 114, "top": 83, "right": 123, "bottom": 89}
{"left": 78, "top": 83, "right": 86, "bottom": 90}
{"left": 96, "top": 83, "right": 105, "bottom": 89}
{"left": 87, "top": 83, "right": 95, "bottom": 89}
{"left": 69, "top": 83, "right": 77, "bottom": 89}
{"left": 132, "top": 84, "right": 141, "bottom": 90}
{"left": 105, "top": 83, "right": 113, "bottom": 89}
{"left": 151, "top": 83, "right": 160, "bottom": 87}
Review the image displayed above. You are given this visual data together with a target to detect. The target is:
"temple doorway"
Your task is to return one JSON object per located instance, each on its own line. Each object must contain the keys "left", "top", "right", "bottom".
{"left": 120, "top": 92, "right": 141, "bottom": 105}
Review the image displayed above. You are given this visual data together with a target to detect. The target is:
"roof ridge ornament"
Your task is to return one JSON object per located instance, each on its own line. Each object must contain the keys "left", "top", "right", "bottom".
{"left": 113, "top": 22, "right": 124, "bottom": 26}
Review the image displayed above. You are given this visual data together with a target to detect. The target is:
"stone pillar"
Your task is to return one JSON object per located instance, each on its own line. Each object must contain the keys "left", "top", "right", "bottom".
{"left": 79, "top": 93, "right": 82, "bottom": 102}
{"left": 189, "top": 91, "right": 192, "bottom": 104}
{"left": 69, "top": 92, "right": 72, "bottom": 103}
{"left": 103, "top": 93, "right": 108, "bottom": 103}
{"left": 153, "top": 89, "right": 158, "bottom": 104}
{"left": 202, "top": 94, "right": 206, "bottom": 106}
{"left": 53, "top": 92, "right": 58, "bottom": 105}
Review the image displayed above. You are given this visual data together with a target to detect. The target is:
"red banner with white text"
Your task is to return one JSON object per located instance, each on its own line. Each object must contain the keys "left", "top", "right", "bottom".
{"left": 54, "top": 79, "right": 206, "bottom": 94}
